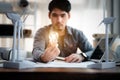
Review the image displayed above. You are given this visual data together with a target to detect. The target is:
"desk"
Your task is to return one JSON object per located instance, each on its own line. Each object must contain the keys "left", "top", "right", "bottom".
{"left": 0, "top": 66, "right": 120, "bottom": 80}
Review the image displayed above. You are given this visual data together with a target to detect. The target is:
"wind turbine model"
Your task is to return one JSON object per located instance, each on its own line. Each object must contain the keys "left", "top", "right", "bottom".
{"left": 88, "top": 0, "right": 116, "bottom": 69}
{"left": 0, "top": 1, "right": 36, "bottom": 69}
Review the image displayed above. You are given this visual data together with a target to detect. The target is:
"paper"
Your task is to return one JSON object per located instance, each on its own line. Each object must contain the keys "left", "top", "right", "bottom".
{"left": 34, "top": 60, "right": 95, "bottom": 68}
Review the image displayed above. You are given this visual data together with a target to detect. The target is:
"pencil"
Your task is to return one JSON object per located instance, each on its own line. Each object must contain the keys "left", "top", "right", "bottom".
{"left": 55, "top": 56, "right": 65, "bottom": 61}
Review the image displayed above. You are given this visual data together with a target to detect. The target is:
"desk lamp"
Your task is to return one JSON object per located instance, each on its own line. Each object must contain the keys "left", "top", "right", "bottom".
{"left": 0, "top": 2, "right": 36, "bottom": 69}
{"left": 88, "top": 0, "right": 116, "bottom": 69}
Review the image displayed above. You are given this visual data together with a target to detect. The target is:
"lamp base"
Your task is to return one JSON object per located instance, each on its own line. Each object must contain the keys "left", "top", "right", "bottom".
{"left": 3, "top": 60, "right": 36, "bottom": 69}
{"left": 87, "top": 62, "right": 116, "bottom": 69}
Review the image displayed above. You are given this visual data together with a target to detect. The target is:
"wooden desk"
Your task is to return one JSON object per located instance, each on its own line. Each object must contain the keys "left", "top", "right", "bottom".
{"left": 0, "top": 66, "right": 120, "bottom": 80}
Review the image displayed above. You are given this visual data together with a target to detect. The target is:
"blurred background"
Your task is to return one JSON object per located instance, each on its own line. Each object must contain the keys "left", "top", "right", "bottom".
{"left": 0, "top": 0, "right": 119, "bottom": 55}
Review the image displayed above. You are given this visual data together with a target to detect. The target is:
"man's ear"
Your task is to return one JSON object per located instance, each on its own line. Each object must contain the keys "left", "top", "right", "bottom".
{"left": 68, "top": 12, "right": 71, "bottom": 19}
{"left": 48, "top": 12, "right": 51, "bottom": 19}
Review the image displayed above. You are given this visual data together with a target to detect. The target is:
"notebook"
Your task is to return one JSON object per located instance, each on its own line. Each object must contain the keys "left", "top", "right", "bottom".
{"left": 89, "top": 35, "right": 117, "bottom": 63}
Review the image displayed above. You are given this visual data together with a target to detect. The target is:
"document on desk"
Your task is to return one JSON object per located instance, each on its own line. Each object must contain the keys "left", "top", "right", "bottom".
{"left": 34, "top": 60, "right": 95, "bottom": 68}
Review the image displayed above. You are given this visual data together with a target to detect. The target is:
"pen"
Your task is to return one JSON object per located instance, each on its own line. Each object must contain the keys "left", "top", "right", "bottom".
{"left": 55, "top": 56, "right": 65, "bottom": 61}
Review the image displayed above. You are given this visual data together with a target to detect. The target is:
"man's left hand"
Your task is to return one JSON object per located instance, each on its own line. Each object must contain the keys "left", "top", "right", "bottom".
{"left": 65, "top": 54, "right": 84, "bottom": 63}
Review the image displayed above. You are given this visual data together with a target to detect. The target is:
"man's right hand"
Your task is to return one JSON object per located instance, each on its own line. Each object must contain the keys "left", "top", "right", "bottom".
{"left": 40, "top": 44, "right": 60, "bottom": 63}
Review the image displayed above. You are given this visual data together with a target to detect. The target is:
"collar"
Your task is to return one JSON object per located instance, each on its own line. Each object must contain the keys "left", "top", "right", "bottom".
{"left": 65, "top": 26, "right": 72, "bottom": 36}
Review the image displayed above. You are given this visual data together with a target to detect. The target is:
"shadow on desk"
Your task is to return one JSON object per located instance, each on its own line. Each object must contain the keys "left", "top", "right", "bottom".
{"left": 0, "top": 66, "right": 120, "bottom": 80}
{"left": 0, "top": 72, "right": 120, "bottom": 80}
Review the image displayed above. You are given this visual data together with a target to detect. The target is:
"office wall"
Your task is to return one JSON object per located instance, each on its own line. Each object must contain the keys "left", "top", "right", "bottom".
{"left": 111, "top": 0, "right": 120, "bottom": 35}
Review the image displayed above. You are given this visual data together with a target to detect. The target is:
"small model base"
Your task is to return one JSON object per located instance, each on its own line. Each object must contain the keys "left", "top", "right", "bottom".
{"left": 87, "top": 62, "right": 116, "bottom": 69}
{"left": 3, "top": 60, "right": 36, "bottom": 69}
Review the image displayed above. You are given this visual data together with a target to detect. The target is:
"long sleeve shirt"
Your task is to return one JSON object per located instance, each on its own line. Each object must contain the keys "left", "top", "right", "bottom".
{"left": 32, "top": 25, "right": 94, "bottom": 62}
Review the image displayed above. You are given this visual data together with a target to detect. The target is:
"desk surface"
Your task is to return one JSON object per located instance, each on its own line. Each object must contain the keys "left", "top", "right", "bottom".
{"left": 0, "top": 66, "right": 120, "bottom": 72}
{"left": 0, "top": 66, "right": 120, "bottom": 80}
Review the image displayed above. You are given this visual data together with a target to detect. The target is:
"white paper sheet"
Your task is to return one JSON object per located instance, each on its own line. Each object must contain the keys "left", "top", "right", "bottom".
{"left": 34, "top": 60, "right": 95, "bottom": 68}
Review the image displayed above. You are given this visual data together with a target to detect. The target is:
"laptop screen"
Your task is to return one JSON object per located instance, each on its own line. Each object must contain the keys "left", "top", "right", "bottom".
{"left": 90, "top": 37, "right": 115, "bottom": 60}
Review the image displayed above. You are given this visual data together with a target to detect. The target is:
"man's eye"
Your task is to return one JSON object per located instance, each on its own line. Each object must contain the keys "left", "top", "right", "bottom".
{"left": 52, "top": 14, "right": 57, "bottom": 17}
{"left": 61, "top": 14, "right": 65, "bottom": 17}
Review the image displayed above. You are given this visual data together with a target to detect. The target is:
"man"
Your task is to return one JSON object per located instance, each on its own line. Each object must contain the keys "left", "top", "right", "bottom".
{"left": 32, "top": 0, "right": 93, "bottom": 63}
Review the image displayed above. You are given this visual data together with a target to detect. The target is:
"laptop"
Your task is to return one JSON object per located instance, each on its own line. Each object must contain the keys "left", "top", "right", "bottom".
{"left": 89, "top": 35, "right": 117, "bottom": 63}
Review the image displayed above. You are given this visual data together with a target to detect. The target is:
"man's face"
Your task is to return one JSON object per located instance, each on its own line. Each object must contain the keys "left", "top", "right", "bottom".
{"left": 49, "top": 8, "right": 70, "bottom": 32}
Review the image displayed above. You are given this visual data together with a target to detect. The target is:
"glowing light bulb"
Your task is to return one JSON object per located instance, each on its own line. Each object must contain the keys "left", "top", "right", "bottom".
{"left": 49, "top": 31, "right": 59, "bottom": 43}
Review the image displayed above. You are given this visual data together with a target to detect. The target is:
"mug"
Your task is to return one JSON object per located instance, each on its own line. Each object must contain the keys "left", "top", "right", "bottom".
{"left": 0, "top": 47, "right": 11, "bottom": 60}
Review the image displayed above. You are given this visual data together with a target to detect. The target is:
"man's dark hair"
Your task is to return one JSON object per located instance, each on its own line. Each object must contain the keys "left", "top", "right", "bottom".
{"left": 48, "top": 0, "right": 71, "bottom": 13}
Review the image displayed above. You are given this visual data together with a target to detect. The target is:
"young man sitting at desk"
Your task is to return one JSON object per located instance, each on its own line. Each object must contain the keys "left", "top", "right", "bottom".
{"left": 32, "top": 0, "right": 93, "bottom": 63}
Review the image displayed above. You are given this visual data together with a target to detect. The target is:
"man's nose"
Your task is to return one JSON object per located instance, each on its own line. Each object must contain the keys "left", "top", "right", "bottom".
{"left": 57, "top": 16, "right": 62, "bottom": 23}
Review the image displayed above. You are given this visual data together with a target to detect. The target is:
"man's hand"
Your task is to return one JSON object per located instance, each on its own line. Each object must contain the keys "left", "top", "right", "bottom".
{"left": 40, "top": 44, "right": 60, "bottom": 63}
{"left": 65, "top": 54, "right": 85, "bottom": 63}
